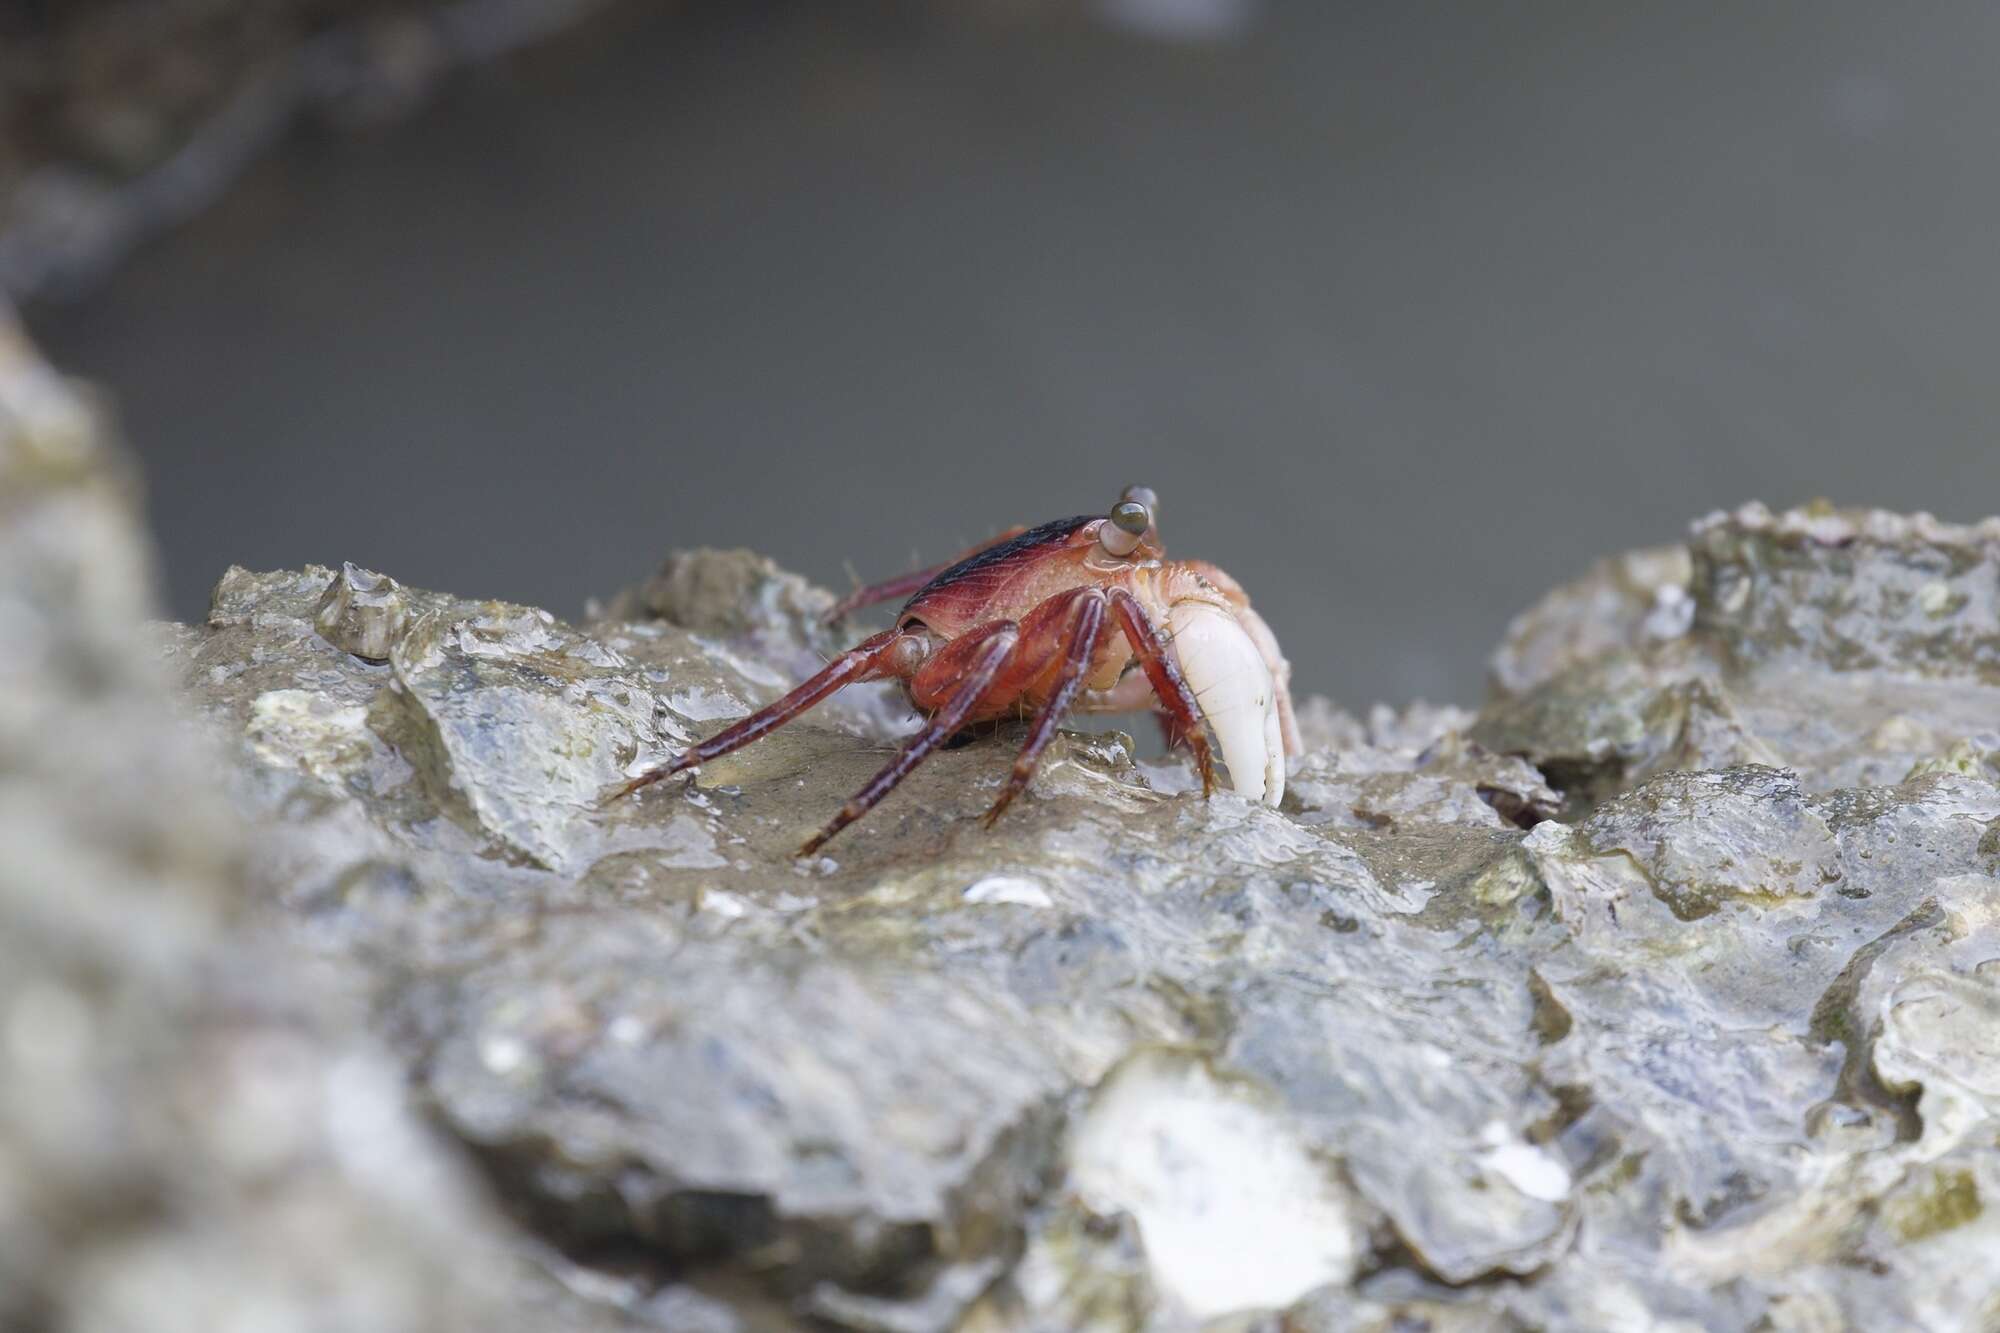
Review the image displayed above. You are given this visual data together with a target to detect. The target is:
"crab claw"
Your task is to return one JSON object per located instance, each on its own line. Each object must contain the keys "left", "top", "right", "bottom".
{"left": 1166, "top": 601, "right": 1286, "bottom": 805}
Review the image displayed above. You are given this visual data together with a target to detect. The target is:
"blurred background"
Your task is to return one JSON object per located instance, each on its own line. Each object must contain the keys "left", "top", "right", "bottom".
{"left": 9, "top": 0, "right": 1998, "bottom": 706}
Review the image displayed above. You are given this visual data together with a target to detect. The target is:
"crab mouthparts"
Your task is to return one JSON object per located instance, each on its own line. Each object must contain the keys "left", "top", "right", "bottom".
{"left": 1166, "top": 602, "right": 1286, "bottom": 806}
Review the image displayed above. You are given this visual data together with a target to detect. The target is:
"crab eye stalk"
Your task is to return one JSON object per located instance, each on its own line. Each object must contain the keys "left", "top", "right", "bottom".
{"left": 1099, "top": 500, "right": 1151, "bottom": 556}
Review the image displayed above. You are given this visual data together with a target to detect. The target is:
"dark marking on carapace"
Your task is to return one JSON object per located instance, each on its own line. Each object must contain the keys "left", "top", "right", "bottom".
{"left": 899, "top": 515, "right": 1095, "bottom": 619}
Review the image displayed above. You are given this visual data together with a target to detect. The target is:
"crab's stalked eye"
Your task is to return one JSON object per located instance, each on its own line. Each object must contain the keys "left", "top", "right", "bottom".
{"left": 1120, "top": 484, "right": 1159, "bottom": 516}
{"left": 1100, "top": 500, "right": 1151, "bottom": 556}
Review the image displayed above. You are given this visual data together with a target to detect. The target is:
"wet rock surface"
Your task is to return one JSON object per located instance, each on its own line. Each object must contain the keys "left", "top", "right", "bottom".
{"left": 123, "top": 498, "right": 2000, "bottom": 1331}
{"left": 10, "top": 322, "right": 2000, "bottom": 1333}
{"left": 1476, "top": 501, "right": 2000, "bottom": 811}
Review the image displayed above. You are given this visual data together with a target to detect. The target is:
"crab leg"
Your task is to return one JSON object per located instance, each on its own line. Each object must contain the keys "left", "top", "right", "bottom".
{"left": 800, "top": 623, "right": 1018, "bottom": 855}
{"left": 982, "top": 589, "right": 1109, "bottom": 827}
{"left": 1072, "top": 669, "right": 1197, "bottom": 754}
{"left": 1154, "top": 710, "right": 1199, "bottom": 754}
{"left": 823, "top": 526, "right": 1029, "bottom": 622}
{"left": 607, "top": 629, "right": 902, "bottom": 801}
{"left": 823, "top": 567, "right": 950, "bottom": 625}
{"left": 1107, "top": 588, "right": 1217, "bottom": 796}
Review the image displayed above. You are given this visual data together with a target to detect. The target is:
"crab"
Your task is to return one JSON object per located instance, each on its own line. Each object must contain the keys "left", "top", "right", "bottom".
{"left": 611, "top": 486, "right": 1300, "bottom": 853}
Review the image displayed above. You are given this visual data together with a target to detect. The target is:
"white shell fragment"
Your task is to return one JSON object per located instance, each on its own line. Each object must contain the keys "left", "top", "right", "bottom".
{"left": 1068, "top": 1051, "right": 1360, "bottom": 1319}
{"left": 1166, "top": 600, "right": 1286, "bottom": 804}
{"left": 962, "top": 876, "right": 1055, "bottom": 908}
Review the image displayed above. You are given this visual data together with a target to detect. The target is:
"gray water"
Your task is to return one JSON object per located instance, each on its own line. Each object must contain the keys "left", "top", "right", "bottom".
{"left": 28, "top": 1, "right": 2000, "bottom": 706}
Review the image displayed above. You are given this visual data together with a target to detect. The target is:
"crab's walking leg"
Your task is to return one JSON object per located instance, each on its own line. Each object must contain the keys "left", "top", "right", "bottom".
{"left": 1155, "top": 711, "right": 1198, "bottom": 754}
{"left": 607, "top": 629, "right": 902, "bottom": 802}
{"left": 800, "top": 623, "right": 1019, "bottom": 855}
{"left": 982, "top": 589, "right": 1109, "bottom": 827}
{"left": 823, "top": 526, "right": 1030, "bottom": 623}
{"left": 822, "top": 569, "right": 945, "bottom": 624}
{"left": 1107, "top": 588, "right": 1216, "bottom": 796}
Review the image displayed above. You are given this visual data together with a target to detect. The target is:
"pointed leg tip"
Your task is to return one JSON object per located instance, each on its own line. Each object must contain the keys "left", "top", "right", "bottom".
{"left": 600, "top": 777, "right": 646, "bottom": 807}
{"left": 799, "top": 814, "right": 852, "bottom": 857}
{"left": 1187, "top": 742, "right": 1216, "bottom": 798}
{"left": 981, "top": 785, "right": 1024, "bottom": 829}
{"left": 601, "top": 756, "right": 698, "bottom": 807}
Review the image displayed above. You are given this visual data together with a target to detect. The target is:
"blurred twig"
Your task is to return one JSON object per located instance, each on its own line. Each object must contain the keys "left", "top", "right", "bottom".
{"left": 0, "top": 0, "right": 614, "bottom": 303}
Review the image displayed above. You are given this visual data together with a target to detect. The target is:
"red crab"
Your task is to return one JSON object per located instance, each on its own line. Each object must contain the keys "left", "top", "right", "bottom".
{"left": 612, "top": 487, "right": 1300, "bottom": 854}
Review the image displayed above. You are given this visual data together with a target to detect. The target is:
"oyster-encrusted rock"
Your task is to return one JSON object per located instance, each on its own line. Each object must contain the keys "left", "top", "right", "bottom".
{"left": 314, "top": 560, "right": 411, "bottom": 661}
{"left": 1690, "top": 503, "right": 2000, "bottom": 678}
{"left": 1475, "top": 501, "right": 2000, "bottom": 810}
{"left": 1286, "top": 729, "right": 1560, "bottom": 832}
{"left": 152, "top": 494, "right": 2000, "bottom": 1330}
{"left": 18, "top": 333, "right": 2000, "bottom": 1333}
{"left": 1486, "top": 543, "right": 1695, "bottom": 700}
{"left": 190, "top": 566, "right": 1572, "bottom": 1320}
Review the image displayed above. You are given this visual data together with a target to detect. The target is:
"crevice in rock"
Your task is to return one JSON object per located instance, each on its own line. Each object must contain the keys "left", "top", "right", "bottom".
{"left": 1807, "top": 898, "right": 1944, "bottom": 1143}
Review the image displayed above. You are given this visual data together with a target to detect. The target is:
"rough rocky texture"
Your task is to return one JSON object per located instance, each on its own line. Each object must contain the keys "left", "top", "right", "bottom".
{"left": 1476, "top": 501, "right": 2000, "bottom": 812}
{"left": 123, "top": 505, "right": 2000, "bottom": 1330}
{"left": 10, "top": 296, "right": 2000, "bottom": 1331}
{"left": 0, "top": 307, "right": 638, "bottom": 1333}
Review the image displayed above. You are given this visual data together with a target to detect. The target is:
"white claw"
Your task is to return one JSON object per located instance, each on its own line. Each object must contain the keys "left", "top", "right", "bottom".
{"left": 1166, "top": 601, "right": 1286, "bottom": 806}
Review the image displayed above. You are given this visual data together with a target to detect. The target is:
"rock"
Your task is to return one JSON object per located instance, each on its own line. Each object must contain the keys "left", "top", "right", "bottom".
{"left": 424, "top": 922, "right": 1069, "bottom": 1311}
{"left": 1474, "top": 501, "right": 2000, "bottom": 810}
{"left": 169, "top": 495, "right": 2000, "bottom": 1330}
{"left": 0, "top": 307, "right": 620, "bottom": 1332}
{"left": 175, "top": 548, "right": 1586, "bottom": 1323}
{"left": 17, "top": 320, "right": 2000, "bottom": 1333}
{"left": 1689, "top": 503, "right": 2000, "bottom": 678}
{"left": 166, "top": 504, "right": 2000, "bottom": 1330}
{"left": 315, "top": 561, "right": 411, "bottom": 662}
{"left": 1486, "top": 543, "right": 1694, "bottom": 700}
{"left": 1286, "top": 729, "right": 1561, "bottom": 832}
